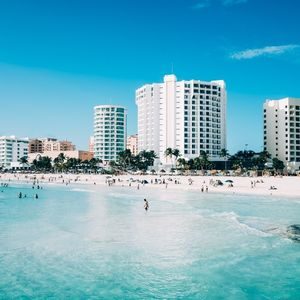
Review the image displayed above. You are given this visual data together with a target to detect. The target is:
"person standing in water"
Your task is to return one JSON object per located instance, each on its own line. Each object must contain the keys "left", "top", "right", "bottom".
{"left": 144, "top": 199, "right": 149, "bottom": 211}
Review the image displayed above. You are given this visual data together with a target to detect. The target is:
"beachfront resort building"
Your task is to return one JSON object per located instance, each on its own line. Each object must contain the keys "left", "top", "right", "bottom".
{"left": 29, "top": 138, "right": 76, "bottom": 153}
{"left": 94, "top": 105, "right": 127, "bottom": 162}
{"left": 264, "top": 97, "right": 300, "bottom": 172}
{"left": 0, "top": 136, "right": 29, "bottom": 169}
{"left": 127, "top": 134, "right": 138, "bottom": 156}
{"left": 42, "top": 138, "right": 76, "bottom": 152}
{"left": 29, "top": 139, "right": 43, "bottom": 153}
{"left": 136, "top": 74, "right": 227, "bottom": 165}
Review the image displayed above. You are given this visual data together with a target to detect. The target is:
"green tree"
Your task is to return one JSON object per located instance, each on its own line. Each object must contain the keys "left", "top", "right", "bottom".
{"left": 19, "top": 156, "right": 28, "bottom": 165}
{"left": 257, "top": 151, "right": 271, "bottom": 169}
{"left": 32, "top": 156, "right": 52, "bottom": 171}
{"left": 164, "top": 147, "right": 173, "bottom": 165}
{"left": 172, "top": 149, "right": 180, "bottom": 169}
{"left": 219, "top": 148, "right": 230, "bottom": 171}
{"left": 117, "top": 149, "right": 133, "bottom": 170}
{"left": 198, "top": 150, "right": 210, "bottom": 172}
{"left": 187, "top": 159, "right": 195, "bottom": 170}
{"left": 53, "top": 153, "right": 66, "bottom": 172}
{"left": 89, "top": 158, "right": 102, "bottom": 173}
{"left": 272, "top": 158, "right": 285, "bottom": 172}
{"left": 177, "top": 158, "right": 187, "bottom": 170}
{"left": 135, "top": 150, "right": 157, "bottom": 171}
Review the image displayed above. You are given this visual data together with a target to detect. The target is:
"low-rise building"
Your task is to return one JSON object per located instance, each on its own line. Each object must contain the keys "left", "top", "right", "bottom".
{"left": 28, "top": 138, "right": 76, "bottom": 153}
{"left": 42, "top": 139, "right": 76, "bottom": 152}
{"left": 127, "top": 134, "right": 138, "bottom": 156}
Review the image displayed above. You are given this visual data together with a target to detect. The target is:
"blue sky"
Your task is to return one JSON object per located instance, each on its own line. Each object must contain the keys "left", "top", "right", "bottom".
{"left": 0, "top": 0, "right": 299, "bottom": 153}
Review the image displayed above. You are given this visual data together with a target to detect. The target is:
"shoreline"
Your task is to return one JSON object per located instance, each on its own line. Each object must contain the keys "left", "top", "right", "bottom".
{"left": 1, "top": 173, "right": 300, "bottom": 199}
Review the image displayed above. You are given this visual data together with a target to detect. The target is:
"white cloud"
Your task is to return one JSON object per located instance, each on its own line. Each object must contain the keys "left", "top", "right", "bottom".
{"left": 231, "top": 45, "right": 300, "bottom": 60}
{"left": 222, "top": 0, "right": 248, "bottom": 6}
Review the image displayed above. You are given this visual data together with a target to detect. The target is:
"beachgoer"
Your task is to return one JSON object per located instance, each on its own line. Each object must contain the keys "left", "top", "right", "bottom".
{"left": 144, "top": 199, "right": 149, "bottom": 211}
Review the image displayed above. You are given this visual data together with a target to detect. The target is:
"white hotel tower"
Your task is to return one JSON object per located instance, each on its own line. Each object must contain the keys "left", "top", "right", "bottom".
{"left": 0, "top": 136, "right": 29, "bottom": 169}
{"left": 94, "top": 105, "right": 127, "bottom": 162}
{"left": 136, "top": 74, "right": 226, "bottom": 164}
{"left": 264, "top": 97, "right": 300, "bottom": 171}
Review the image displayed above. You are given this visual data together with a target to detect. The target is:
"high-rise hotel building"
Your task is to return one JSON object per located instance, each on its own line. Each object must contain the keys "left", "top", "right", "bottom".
{"left": 136, "top": 74, "right": 226, "bottom": 163}
{"left": 264, "top": 97, "right": 300, "bottom": 171}
{"left": 0, "top": 136, "right": 29, "bottom": 168}
{"left": 94, "top": 105, "right": 127, "bottom": 162}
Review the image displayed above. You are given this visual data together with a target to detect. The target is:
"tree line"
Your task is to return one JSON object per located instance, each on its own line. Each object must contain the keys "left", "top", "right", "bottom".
{"left": 114, "top": 147, "right": 285, "bottom": 173}
{"left": 12, "top": 153, "right": 104, "bottom": 173}
{"left": 1, "top": 148, "right": 285, "bottom": 174}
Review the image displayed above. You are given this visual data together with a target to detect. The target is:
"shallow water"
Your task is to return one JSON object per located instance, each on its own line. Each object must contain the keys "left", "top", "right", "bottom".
{"left": 0, "top": 183, "right": 299, "bottom": 299}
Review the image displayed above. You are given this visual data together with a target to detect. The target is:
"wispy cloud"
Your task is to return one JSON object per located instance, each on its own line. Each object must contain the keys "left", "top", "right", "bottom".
{"left": 231, "top": 45, "right": 300, "bottom": 60}
{"left": 222, "top": 0, "right": 247, "bottom": 6}
{"left": 192, "top": 0, "right": 210, "bottom": 9}
{"left": 193, "top": 0, "right": 247, "bottom": 9}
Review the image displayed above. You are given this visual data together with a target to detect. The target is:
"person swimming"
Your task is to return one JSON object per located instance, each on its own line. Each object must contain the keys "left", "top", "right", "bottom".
{"left": 144, "top": 198, "right": 149, "bottom": 211}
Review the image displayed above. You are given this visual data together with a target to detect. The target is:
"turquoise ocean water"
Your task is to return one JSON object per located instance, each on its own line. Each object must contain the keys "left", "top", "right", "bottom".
{"left": 0, "top": 183, "right": 299, "bottom": 299}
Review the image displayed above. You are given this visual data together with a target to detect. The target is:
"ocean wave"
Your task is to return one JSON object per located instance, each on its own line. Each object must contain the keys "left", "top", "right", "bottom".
{"left": 211, "top": 211, "right": 271, "bottom": 237}
{"left": 109, "top": 192, "right": 141, "bottom": 199}
{"left": 70, "top": 188, "right": 93, "bottom": 193}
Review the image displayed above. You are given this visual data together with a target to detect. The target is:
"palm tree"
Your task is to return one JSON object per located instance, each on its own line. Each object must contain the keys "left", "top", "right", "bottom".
{"left": 136, "top": 150, "right": 158, "bottom": 171}
{"left": 219, "top": 148, "right": 230, "bottom": 172}
{"left": 19, "top": 156, "right": 28, "bottom": 165}
{"left": 177, "top": 158, "right": 186, "bottom": 170}
{"left": 89, "top": 157, "right": 102, "bottom": 173}
{"left": 172, "top": 149, "right": 180, "bottom": 169}
{"left": 164, "top": 147, "right": 173, "bottom": 165}
{"left": 18, "top": 156, "right": 29, "bottom": 169}
{"left": 272, "top": 158, "right": 285, "bottom": 173}
{"left": 32, "top": 156, "right": 52, "bottom": 172}
{"left": 117, "top": 149, "right": 133, "bottom": 170}
{"left": 199, "top": 150, "right": 210, "bottom": 173}
{"left": 53, "top": 153, "right": 66, "bottom": 173}
{"left": 257, "top": 150, "right": 271, "bottom": 169}
{"left": 187, "top": 159, "right": 195, "bottom": 171}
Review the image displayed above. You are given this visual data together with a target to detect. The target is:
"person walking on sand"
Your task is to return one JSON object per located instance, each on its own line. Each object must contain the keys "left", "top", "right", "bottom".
{"left": 144, "top": 198, "right": 149, "bottom": 211}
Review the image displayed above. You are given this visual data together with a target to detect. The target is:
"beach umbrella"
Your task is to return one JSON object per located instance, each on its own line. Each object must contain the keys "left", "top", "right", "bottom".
{"left": 225, "top": 179, "right": 233, "bottom": 183}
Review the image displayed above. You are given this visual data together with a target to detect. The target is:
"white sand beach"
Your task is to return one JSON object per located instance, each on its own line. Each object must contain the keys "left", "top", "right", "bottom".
{"left": 1, "top": 173, "right": 299, "bottom": 198}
